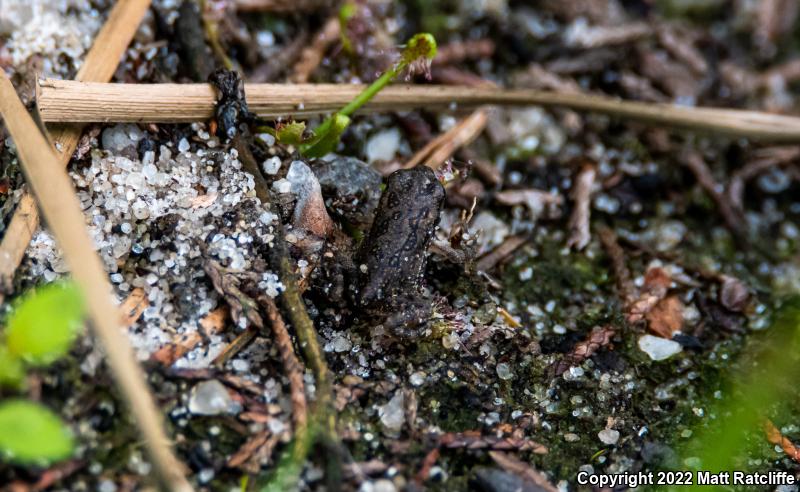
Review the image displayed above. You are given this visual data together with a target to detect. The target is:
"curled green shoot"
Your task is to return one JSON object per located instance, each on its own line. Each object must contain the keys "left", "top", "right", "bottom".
{"left": 338, "top": 2, "right": 357, "bottom": 56}
{"left": 300, "top": 33, "right": 437, "bottom": 158}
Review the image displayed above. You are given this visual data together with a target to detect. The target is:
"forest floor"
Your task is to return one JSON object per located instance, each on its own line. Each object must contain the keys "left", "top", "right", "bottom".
{"left": 2, "top": 0, "right": 800, "bottom": 491}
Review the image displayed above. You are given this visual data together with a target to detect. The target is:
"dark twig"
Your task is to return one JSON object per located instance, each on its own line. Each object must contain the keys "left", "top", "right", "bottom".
{"left": 261, "top": 295, "right": 308, "bottom": 430}
{"left": 682, "top": 151, "right": 746, "bottom": 240}
{"left": 233, "top": 134, "right": 341, "bottom": 491}
{"left": 212, "top": 327, "right": 258, "bottom": 367}
{"left": 596, "top": 225, "right": 635, "bottom": 304}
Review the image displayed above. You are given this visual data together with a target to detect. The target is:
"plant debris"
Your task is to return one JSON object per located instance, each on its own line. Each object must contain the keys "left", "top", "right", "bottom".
{"left": 3, "top": 1, "right": 800, "bottom": 490}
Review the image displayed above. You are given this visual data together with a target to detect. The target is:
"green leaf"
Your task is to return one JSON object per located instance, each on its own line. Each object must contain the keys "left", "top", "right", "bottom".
{"left": 275, "top": 121, "right": 306, "bottom": 146}
{"left": 0, "top": 346, "right": 24, "bottom": 388}
{"left": 299, "top": 114, "right": 351, "bottom": 158}
{"left": 6, "top": 282, "right": 85, "bottom": 366}
{"left": 0, "top": 400, "right": 74, "bottom": 464}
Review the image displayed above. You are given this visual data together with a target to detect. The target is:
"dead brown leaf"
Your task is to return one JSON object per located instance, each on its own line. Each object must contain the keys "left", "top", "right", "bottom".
{"left": 765, "top": 419, "right": 800, "bottom": 463}
{"left": 627, "top": 267, "right": 671, "bottom": 323}
{"left": 646, "top": 294, "right": 684, "bottom": 338}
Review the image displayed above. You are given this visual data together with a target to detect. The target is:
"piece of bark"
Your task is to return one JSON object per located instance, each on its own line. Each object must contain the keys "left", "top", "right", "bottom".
{"left": 566, "top": 162, "right": 597, "bottom": 250}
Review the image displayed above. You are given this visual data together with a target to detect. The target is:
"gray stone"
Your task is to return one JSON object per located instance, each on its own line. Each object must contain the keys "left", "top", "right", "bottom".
{"left": 188, "top": 380, "right": 242, "bottom": 416}
{"left": 310, "top": 156, "right": 382, "bottom": 227}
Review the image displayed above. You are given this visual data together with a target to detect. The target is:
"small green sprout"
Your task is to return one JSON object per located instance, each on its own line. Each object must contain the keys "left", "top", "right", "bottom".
{"left": 299, "top": 33, "right": 437, "bottom": 158}
{"left": 338, "top": 2, "right": 358, "bottom": 56}
{"left": 298, "top": 114, "right": 351, "bottom": 159}
{"left": 260, "top": 120, "right": 307, "bottom": 147}
{"left": 276, "top": 121, "right": 307, "bottom": 146}
{"left": 0, "top": 281, "right": 85, "bottom": 465}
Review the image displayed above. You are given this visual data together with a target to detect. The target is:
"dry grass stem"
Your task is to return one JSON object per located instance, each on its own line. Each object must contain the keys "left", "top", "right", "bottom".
{"left": 0, "top": 194, "right": 37, "bottom": 296}
{"left": 36, "top": 79, "right": 800, "bottom": 141}
{"left": 213, "top": 327, "right": 258, "bottom": 366}
{"left": 0, "top": 72, "right": 193, "bottom": 492}
{"left": 682, "top": 150, "right": 745, "bottom": 238}
{"left": 403, "top": 108, "right": 489, "bottom": 170}
{"left": 597, "top": 225, "right": 635, "bottom": 304}
{"left": 475, "top": 235, "right": 528, "bottom": 273}
{"left": 0, "top": 0, "right": 152, "bottom": 297}
{"left": 290, "top": 15, "right": 340, "bottom": 83}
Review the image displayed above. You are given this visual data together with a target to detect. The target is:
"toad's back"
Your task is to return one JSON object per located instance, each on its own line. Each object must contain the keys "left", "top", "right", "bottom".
{"left": 356, "top": 166, "right": 445, "bottom": 308}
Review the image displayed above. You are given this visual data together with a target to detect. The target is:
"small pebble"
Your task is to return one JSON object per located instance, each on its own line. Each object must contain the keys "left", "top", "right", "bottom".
{"left": 365, "top": 128, "right": 401, "bottom": 163}
{"left": 178, "top": 138, "right": 190, "bottom": 153}
{"left": 378, "top": 391, "right": 405, "bottom": 432}
{"left": 638, "top": 334, "right": 682, "bottom": 361}
{"left": 598, "top": 428, "right": 620, "bottom": 445}
{"left": 496, "top": 362, "right": 514, "bottom": 380}
{"left": 188, "top": 380, "right": 242, "bottom": 416}
{"left": 262, "top": 156, "right": 281, "bottom": 174}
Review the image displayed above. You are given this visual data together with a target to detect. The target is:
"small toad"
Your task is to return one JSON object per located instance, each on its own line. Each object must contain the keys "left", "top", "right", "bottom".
{"left": 354, "top": 166, "right": 445, "bottom": 336}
